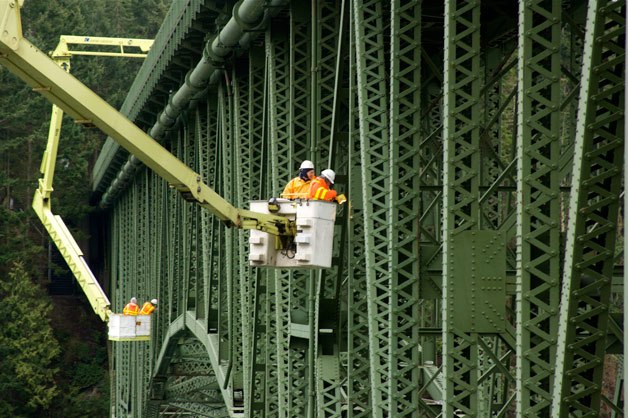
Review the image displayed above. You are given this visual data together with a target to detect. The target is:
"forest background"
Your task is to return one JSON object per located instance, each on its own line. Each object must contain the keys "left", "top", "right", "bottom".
{"left": 0, "top": 0, "right": 169, "bottom": 416}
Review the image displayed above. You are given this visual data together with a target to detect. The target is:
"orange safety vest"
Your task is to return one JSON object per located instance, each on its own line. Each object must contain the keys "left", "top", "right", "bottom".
{"left": 282, "top": 177, "right": 311, "bottom": 199}
{"left": 123, "top": 302, "right": 139, "bottom": 316}
{"left": 139, "top": 302, "right": 155, "bottom": 315}
{"left": 309, "top": 176, "right": 337, "bottom": 201}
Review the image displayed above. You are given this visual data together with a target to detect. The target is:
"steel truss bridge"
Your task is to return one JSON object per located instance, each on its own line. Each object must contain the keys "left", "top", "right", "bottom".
{"left": 88, "top": 0, "right": 627, "bottom": 416}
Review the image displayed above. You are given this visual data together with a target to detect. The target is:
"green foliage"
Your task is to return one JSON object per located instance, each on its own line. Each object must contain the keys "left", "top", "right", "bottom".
{"left": 73, "top": 362, "right": 105, "bottom": 390}
{"left": 51, "top": 377, "right": 110, "bottom": 418}
{"left": 0, "top": 263, "right": 61, "bottom": 415}
{"left": 45, "top": 298, "right": 111, "bottom": 417}
{"left": 0, "top": 208, "right": 45, "bottom": 278}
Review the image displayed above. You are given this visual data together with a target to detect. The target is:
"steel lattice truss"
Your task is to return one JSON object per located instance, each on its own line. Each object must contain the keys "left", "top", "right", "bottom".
{"left": 516, "top": 1, "right": 563, "bottom": 416}
{"left": 94, "top": 0, "right": 627, "bottom": 416}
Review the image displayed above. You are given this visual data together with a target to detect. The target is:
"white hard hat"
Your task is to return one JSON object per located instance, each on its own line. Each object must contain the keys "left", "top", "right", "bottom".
{"left": 151, "top": 298, "right": 158, "bottom": 305}
{"left": 131, "top": 297, "right": 137, "bottom": 304}
{"left": 321, "top": 169, "right": 335, "bottom": 184}
{"left": 299, "top": 160, "right": 314, "bottom": 170}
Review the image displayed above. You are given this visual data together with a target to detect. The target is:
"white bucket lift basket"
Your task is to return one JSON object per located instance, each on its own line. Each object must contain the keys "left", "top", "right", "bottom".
{"left": 248, "top": 199, "right": 336, "bottom": 268}
{"left": 108, "top": 314, "right": 151, "bottom": 341}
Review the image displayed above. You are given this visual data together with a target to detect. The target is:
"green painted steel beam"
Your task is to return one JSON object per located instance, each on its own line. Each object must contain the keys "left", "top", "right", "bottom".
{"left": 553, "top": 0, "right": 625, "bottom": 416}
{"left": 516, "top": 1, "right": 562, "bottom": 416}
{"left": 265, "top": 26, "right": 293, "bottom": 417}
{"left": 389, "top": 1, "right": 422, "bottom": 416}
{"left": 346, "top": 3, "right": 371, "bottom": 414}
{"left": 442, "top": 1, "right": 483, "bottom": 416}
{"left": 352, "top": 0, "right": 392, "bottom": 415}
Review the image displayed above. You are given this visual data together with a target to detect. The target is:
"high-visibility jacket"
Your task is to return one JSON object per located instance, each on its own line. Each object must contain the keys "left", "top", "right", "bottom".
{"left": 139, "top": 302, "right": 156, "bottom": 315}
{"left": 282, "top": 177, "right": 311, "bottom": 199}
{"left": 123, "top": 302, "right": 139, "bottom": 316}
{"left": 309, "top": 176, "right": 337, "bottom": 201}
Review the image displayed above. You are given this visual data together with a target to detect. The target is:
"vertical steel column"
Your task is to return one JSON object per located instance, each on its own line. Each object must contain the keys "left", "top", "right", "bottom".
{"left": 111, "top": 205, "right": 126, "bottom": 417}
{"left": 194, "top": 107, "right": 208, "bottom": 322}
{"left": 442, "top": 0, "right": 482, "bottom": 416}
{"left": 231, "top": 70, "right": 245, "bottom": 402}
{"left": 115, "top": 192, "right": 137, "bottom": 416}
{"left": 128, "top": 191, "right": 138, "bottom": 416}
{"left": 346, "top": 165, "right": 372, "bottom": 416}
{"left": 200, "top": 96, "right": 220, "bottom": 334}
{"left": 553, "top": 0, "right": 625, "bottom": 416}
{"left": 477, "top": 41, "right": 520, "bottom": 415}
{"left": 218, "top": 81, "right": 239, "bottom": 397}
{"left": 311, "top": 2, "right": 348, "bottom": 417}
{"left": 417, "top": 12, "right": 444, "bottom": 399}
{"left": 346, "top": 3, "right": 372, "bottom": 415}
{"left": 247, "top": 45, "right": 270, "bottom": 417}
{"left": 138, "top": 171, "right": 151, "bottom": 410}
{"left": 185, "top": 115, "right": 201, "bottom": 323}
{"left": 314, "top": 0, "right": 351, "bottom": 415}
{"left": 231, "top": 67, "right": 253, "bottom": 416}
{"left": 266, "top": 25, "right": 293, "bottom": 416}
{"left": 170, "top": 136, "right": 183, "bottom": 322}
{"left": 353, "top": 0, "right": 390, "bottom": 415}
{"left": 232, "top": 70, "right": 252, "bottom": 414}
{"left": 515, "top": 1, "right": 562, "bottom": 416}
{"left": 148, "top": 170, "right": 164, "bottom": 356}
{"left": 181, "top": 126, "right": 193, "bottom": 330}
{"left": 255, "top": 46, "right": 283, "bottom": 413}
{"left": 388, "top": 1, "right": 422, "bottom": 416}
{"left": 215, "top": 85, "right": 230, "bottom": 375}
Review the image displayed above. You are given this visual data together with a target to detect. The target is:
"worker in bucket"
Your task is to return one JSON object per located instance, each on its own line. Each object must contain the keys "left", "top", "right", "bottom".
{"left": 123, "top": 297, "right": 139, "bottom": 315}
{"left": 309, "top": 169, "right": 347, "bottom": 204}
{"left": 139, "top": 298, "right": 158, "bottom": 315}
{"left": 282, "top": 160, "right": 316, "bottom": 199}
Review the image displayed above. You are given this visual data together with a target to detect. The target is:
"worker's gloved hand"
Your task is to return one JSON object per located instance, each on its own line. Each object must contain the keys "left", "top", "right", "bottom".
{"left": 336, "top": 194, "right": 347, "bottom": 205}
{"left": 267, "top": 197, "right": 280, "bottom": 212}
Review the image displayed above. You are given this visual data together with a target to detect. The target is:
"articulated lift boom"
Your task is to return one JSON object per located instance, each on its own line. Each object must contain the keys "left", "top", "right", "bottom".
{"left": 33, "top": 35, "right": 155, "bottom": 322}
{"left": 0, "top": 0, "right": 298, "bottom": 328}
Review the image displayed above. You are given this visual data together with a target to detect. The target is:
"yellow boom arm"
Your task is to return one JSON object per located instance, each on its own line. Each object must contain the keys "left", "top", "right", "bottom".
{"left": 32, "top": 35, "right": 156, "bottom": 321}
{"left": 32, "top": 194, "right": 113, "bottom": 320}
{"left": 51, "top": 35, "right": 153, "bottom": 59}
